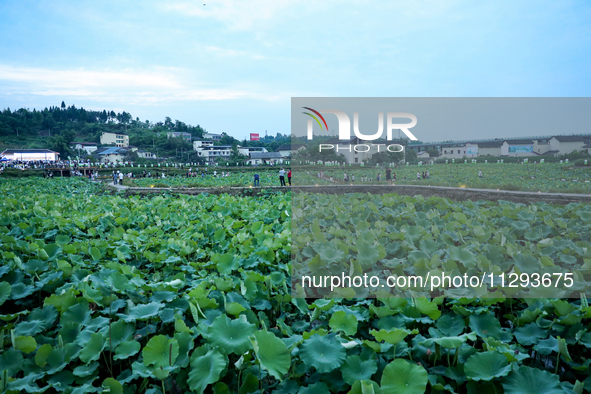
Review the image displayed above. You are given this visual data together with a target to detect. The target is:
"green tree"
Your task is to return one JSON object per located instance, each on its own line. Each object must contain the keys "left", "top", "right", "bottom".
{"left": 229, "top": 144, "right": 249, "bottom": 165}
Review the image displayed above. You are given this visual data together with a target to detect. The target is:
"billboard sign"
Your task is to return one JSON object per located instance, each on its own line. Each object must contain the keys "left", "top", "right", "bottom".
{"left": 250, "top": 133, "right": 260, "bottom": 141}
{"left": 509, "top": 145, "right": 533, "bottom": 153}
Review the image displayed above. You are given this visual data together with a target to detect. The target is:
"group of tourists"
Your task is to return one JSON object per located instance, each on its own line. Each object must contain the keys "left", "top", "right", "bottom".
{"left": 252, "top": 168, "right": 291, "bottom": 187}
{"left": 417, "top": 171, "right": 430, "bottom": 180}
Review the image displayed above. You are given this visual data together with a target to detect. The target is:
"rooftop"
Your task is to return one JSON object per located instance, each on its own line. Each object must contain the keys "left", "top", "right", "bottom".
{"left": 250, "top": 152, "right": 283, "bottom": 159}
{"left": 1, "top": 149, "right": 59, "bottom": 154}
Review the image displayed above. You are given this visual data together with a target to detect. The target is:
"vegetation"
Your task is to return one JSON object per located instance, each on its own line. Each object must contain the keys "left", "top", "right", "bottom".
{"left": 0, "top": 104, "right": 291, "bottom": 162}
{"left": 1, "top": 175, "right": 590, "bottom": 393}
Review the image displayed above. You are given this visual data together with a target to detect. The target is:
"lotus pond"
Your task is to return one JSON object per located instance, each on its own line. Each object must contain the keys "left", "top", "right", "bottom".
{"left": 120, "top": 163, "right": 591, "bottom": 194}
{"left": 0, "top": 178, "right": 590, "bottom": 393}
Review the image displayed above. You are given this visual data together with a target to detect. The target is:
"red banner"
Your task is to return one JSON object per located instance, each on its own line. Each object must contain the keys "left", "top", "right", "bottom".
{"left": 250, "top": 133, "right": 259, "bottom": 141}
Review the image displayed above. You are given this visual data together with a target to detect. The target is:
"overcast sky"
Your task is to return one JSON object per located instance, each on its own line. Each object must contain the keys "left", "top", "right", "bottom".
{"left": 1, "top": 0, "right": 590, "bottom": 141}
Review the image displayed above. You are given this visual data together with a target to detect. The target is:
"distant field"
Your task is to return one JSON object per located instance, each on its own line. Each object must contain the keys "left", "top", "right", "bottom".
{"left": 123, "top": 163, "right": 591, "bottom": 194}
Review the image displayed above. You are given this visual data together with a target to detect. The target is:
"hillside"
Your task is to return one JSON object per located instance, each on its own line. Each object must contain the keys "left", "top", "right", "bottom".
{"left": 0, "top": 102, "right": 290, "bottom": 162}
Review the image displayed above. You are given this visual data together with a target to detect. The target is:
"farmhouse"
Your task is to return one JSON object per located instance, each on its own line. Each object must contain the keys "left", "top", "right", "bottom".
{"left": 276, "top": 144, "right": 306, "bottom": 158}
{"left": 93, "top": 147, "right": 129, "bottom": 163}
{"left": 247, "top": 152, "right": 284, "bottom": 165}
{"left": 549, "top": 135, "right": 588, "bottom": 155}
{"left": 70, "top": 142, "right": 98, "bottom": 155}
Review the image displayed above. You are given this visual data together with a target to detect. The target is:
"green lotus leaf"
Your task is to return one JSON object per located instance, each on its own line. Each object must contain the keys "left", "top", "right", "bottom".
{"left": 0, "top": 349, "right": 24, "bottom": 376}
{"left": 371, "top": 328, "right": 414, "bottom": 345}
{"left": 79, "top": 332, "right": 105, "bottom": 364}
{"left": 0, "top": 281, "right": 11, "bottom": 306}
{"left": 420, "top": 333, "right": 476, "bottom": 349}
{"left": 34, "top": 344, "right": 53, "bottom": 367}
{"left": 60, "top": 302, "right": 91, "bottom": 327}
{"left": 225, "top": 302, "right": 246, "bottom": 316}
{"left": 6, "top": 374, "right": 45, "bottom": 394}
{"left": 43, "top": 243, "right": 61, "bottom": 260}
{"left": 187, "top": 347, "right": 227, "bottom": 393}
{"left": 216, "top": 253, "right": 239, "bottom": 274}
{"left": 208, "top": 314, "right": 256, "bottom": 355}
{"left": 448, "top": 247, "right": 477, "bottom": 268}
{"left": 114, "top": 340, "right": 141, "bottom": 360}
{"left": 14, "top": 336, "right": 37, "bottom": 354}
{"left": 108, "top": 320, "right": 136, "bottom": 349}
{"left": 514, "top": 323, "right": 548, "bottom": 346}
{"left": 9, "top": 283, "right": 35, "bottom": 300}
{"left": 557, "top": 336, "right": 572, "bottom": 362}
{"left": 380, "top": 359, "right": 428, "bottom": 394}
{"left": 349, "top": 380, "right": 382, "bottom": 394}
{"left": 72, "top": 362, "right": 99, "bottom": 377}
{"left": 329, "top": 311, "right": 358, "bottom": 336}
{"left": 174, "top": 331, "right": 195, "bottom": 368}
{"left": 27, "top": 305, "right": 58, "bottom": 328}
{"left": 299, "top": 334, "right": 346, "bottom": 373}
{"left": 89, "top": 246, "right": 101, "bottom": 261}
{"left": 502, "top": 366, "right": 563, "bottom": 394}
{"left": 414, "top": 298, "right": 441, "bottom": 320}
{"left": 251, "top": 330, "right": 290, "bottom": 380}
{"left": 102, "top": 378, "right": 123, "bottom": 394}
{"left": 357, "top": 241, "right": 380, "bottom": 267}
{"left": 297, "top": 382, "right": 330, "bottom": 394}
{"left": 14, "top": 320, "right": 46, "bottom": 337}
{"left": 118, "top": 301, "right": 164, "bottom": 322}
{"left": 469, "top": 313, "right": 502, "bottom": 340}
{"left": 534, "top": 336, "right": 558, "bottom": 355}
{"left": 465, "top": 351, "right": 512, "bottom": 381}
{"left": 55, "top": 235, "right": 71, "bottom": 245}
{"left": 340, "top": 355, "right": 378, "bottom": 385}
{"left": 142, "top": 335, "right": 179, "bottom": 374}
{"left": 436, "top": 314, "right": 465, "bottom": 336}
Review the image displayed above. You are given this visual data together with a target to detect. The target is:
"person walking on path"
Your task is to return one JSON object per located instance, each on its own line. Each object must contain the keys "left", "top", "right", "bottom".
{"left": 287, "top": 170, "right": 292, "bottom": 186}
{"left": 118, "top": 171, "right": 124, "bottom": 185}
{"left": 254, "top": 173, "right": 260, "bottom": 187}
{"left": 279, "top": 168, "right": 286, "bottom": 186}
{"left": 113, "top": 171, "right": 118, "bottom": 185}
{"left": 386, "top": 167, "right": 392, "bottom": 185}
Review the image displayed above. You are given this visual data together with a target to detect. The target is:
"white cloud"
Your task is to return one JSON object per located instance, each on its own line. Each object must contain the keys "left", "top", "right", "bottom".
{"left": 0, "top": 65, "right": 282, "bottom": 104}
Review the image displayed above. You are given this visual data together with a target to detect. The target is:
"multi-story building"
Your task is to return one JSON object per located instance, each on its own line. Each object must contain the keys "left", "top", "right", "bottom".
{"left": 100, "top": 132, "right": 129, "bottom": 147}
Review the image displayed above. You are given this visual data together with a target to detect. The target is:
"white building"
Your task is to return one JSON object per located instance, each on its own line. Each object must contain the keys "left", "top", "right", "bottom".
{"left": 477, "top": 141, "right": 503, "bottom": 156}
{"left": 93, "top": 147, "right": 129, "bottom": 163}
{"left": 276, "top": 144, "right": 305, "bottom": 158}
{"left": 194, "top": 145, "right": 233, "bottom": 161}
{"left": 70, "top": 142, "right": 98, "bottom": 155}
{"left": 136, "top": 150, "right": 156, "bottom": 159}
{"left": 440, "top": 143, "right": 479, "bottom": 159}
{"left": 193, "top": 139, "right": 214, "bottom": 149}
{"left": 549, "top": 136, "right": 587, "bottom": 155}
{"left": 0, "top": 149, "right": 60, "bottom": 162}
{"left": 501, "top": 139, "right": 536, "bottom": 157}
{"left": 167, "top": 132, "right": 192, "bottom": 142}
{"left": 100, "top": 132, "right": 129, "bottom": 147}
{"left": 203, "top": 132, "right": 223, "bottom": 141}
{"left": 247, "top": 152, "right": 284, "bottom": 165}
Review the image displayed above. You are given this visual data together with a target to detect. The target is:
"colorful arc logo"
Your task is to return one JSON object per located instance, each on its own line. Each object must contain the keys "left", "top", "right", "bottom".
{"left": 302, "top": 107, "right": 328, "bottom": 132}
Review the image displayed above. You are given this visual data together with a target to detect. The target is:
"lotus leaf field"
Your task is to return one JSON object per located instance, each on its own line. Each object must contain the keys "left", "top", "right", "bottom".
{"left": 1, "top": 178, "right": 591, "bottom": 393}
{"left": 126, "top": 163, "right": 591, "bottom": 194}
